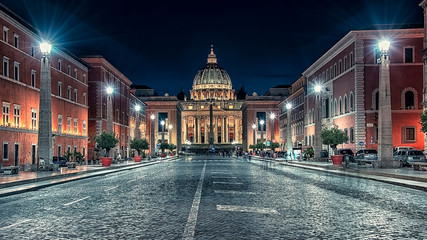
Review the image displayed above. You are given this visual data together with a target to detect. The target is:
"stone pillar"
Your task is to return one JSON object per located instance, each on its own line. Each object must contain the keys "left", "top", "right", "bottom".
{"left": 214, "top": 116, "right": 218, "bottom": 144}
{"left": 225, "top": 117, "right": 229, "bottom": 143}
{"left": 235, "top": 118, "right": 239, "bottom": 143}
{"left": 204, "top": 119, "right": 208, "bottom": 143}
{"left": 183, "top": 117, "right": 187, "bottom": 143}
{"left": 37, "top": 49, "right": 53, "bottom": 165}
{"left": 314, "top": 94, "right": 323, "bottom": 160}
{"left": 221, "top": 117, "right": 225, "bottom": 143}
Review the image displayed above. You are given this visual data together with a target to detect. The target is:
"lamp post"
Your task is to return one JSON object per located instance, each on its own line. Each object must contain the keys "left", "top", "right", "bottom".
{"left": 260, "top": 119, "right": 265, "bottom": 151}
{"left": 314, "top": 84, "right": 323, "bottom": 160}
{"left": 37, "top": 42, "right": 53, "bottom": 166}
{"left": 286, "top": 103, "right": 293, "bottom": 160}
{"left": 252, "top": 123, "right": 256, "bottom": 147}
{"left": 106, "top": 86, "right": 114, "bottom": 133}
{"left": 161, "top": 120, "right": 165, "bottom": 143}
{"left": 134, "top": 104, "right": 141, "bottom": 139}
{"left": 150, "top": 114, "right": 155, "bottom": 157}
{"left": 270, "top": 113, "right": 276, "bottom": 141}
{"left": 377, "top": 40, "right": 396, "bottom": 167}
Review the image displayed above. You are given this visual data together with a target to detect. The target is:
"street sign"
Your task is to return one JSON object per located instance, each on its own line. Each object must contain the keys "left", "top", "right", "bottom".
{"left": 272, "top": 139, "right": 276, "bottom": 143}
{"left": 266, "top": 141, "right": 270, "bottom": 146}
{"left": 359, "top": 141, "right": 364, "bottom": 146}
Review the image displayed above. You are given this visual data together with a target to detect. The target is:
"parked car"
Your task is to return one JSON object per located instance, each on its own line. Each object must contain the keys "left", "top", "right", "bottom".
{"left": 337, "top": 149, "right": 355, "bottom": 162}
{"left": 53, "top": 156, "right": 67, "bottom": 167}
{"left": 321, "top": 150, "right": 328, "bottom": 158}
{"left": 355, "top": 149, "right": 378, "bottom": 161}
{"left": 394, "top": 146, "right": 414, "bottom": 152}
{"left": 393, "top": 150, "right": 426, "bottom": 167}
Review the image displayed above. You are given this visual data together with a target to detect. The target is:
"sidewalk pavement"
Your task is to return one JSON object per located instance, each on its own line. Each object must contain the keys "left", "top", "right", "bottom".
{"left": 251, "top": 156, "right": 427, "bottom": 192}
{"left": 0, "top": 156, "right": 179, "bottom": 198}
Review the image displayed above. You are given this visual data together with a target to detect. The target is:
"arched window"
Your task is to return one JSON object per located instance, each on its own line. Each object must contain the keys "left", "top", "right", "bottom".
{"left": 334, "top": 99, "right": 337, "bottom": 116}
{"left": 405, "top": 91, "right": 415, "bottom": 109}
{"left": 350, "top": 92, "right": 354, "bottom": 111}
{"left": 375, "top": 92, "right": 379, "bottom": 110}
{"left": 339, "top": 97, "right": 342, "bottom": 115}
{"left": 344, "top": 95, "right": 348, "bottom": 113}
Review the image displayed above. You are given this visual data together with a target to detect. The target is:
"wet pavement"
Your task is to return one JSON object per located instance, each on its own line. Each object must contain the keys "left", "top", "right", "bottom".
{"left": 0, "top": 157, "right": 426, "bottom": 239}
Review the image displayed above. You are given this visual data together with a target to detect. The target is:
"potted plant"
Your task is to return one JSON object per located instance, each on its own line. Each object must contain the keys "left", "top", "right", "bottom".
{"left": 130, "top": 138, "right": 149, "bottom": 162}
{"left": 321, "top": 126, "right": 348, "bottom": 164}
{"left": 96, "top": 132, "right": 119, "bottom": 166}
{"left": 167, "top": 143, "right": 176, "bottom": 156}
{"left": 160, "top": 143, "right": 169, "bottom": 157}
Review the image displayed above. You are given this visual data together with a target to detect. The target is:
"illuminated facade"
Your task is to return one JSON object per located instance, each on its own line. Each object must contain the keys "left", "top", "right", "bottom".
{"left": 0, "top": 5, "right": 89, "bottom": 167}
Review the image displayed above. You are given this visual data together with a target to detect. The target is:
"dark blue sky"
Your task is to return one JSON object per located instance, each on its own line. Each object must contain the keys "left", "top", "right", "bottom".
{"left": 3, "top": 0, "right": 423, "bottom": 96}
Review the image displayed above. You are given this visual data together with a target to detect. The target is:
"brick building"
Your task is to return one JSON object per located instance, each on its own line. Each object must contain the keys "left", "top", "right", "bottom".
{"left": 0, "top": 4, "right": 89, "bottom": 168}
{"left": 304, "top": 26, "right": 424, "bottom": 154}
{"left": 83, "top": 56, "right": 131, "bottom": 160}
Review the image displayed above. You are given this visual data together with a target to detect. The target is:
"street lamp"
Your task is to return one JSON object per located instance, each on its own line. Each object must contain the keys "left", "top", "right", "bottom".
{"left": 150, "top": 114, "right": 155, "bottom": 157}
{"left": 270, "top": 112, "right": 276, "bottom": 141}
{"left": 106, "top": 86, "right": 114, "bottom": 133}
{"left": 134, "top": 104, "right": 141, "bottom": 139}
{"left": 161, "top": 120, "right": 165, "bottom": 143}
{"left": 260, "top": 119, "right": 265, "bottom": 151}
{"left": 252, "top": 123, "right": 256, "bottom": 148}
{"left": 37, "top": 41, "right": 53, "bottom": 166}
{"left": 377, "top": 39, "right": 396, "bottom": 167}
{"left": 286, "top": 102, "right": 293, "bottom": 160}
{"left": 314, "top": 84, "right": 323, "bottom": 161}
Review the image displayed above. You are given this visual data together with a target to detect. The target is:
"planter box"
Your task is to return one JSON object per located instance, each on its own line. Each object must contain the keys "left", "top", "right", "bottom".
{"left": 134, "top": 156, "right": 142, "bottom": 162}
{"left": 101, "top": 157, "right": 112, "bottom": 167}
{"left": 331, "top": 155, "right": 343, "bottom": 165}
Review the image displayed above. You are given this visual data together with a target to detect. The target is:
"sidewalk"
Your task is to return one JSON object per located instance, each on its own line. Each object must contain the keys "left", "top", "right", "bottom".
{"left": 251, "top": 156, "right": 427, "bottom": 191}
{"left": 0, "top": 156, "right": 179, "bottom": 197}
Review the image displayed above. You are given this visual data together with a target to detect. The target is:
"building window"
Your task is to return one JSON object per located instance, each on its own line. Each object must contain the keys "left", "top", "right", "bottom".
{"left": 31, "top": 108, "right": 37, "bottom": 130}
{"left": 74, "top": 118, "right": 78, "bottom": 134}
{"left": 338, "top": 60, "right": 342, "bottom": 74}
{"left": 339, "top": 98, "right": 342, "bottom": 115}
{"left": 83, "top": 93, "right": 86, "bottom": 105}
{"left": 67, "top": 117, "right": 71, "bottom": 133}
{"left": 83, "top": 120, "right": 86, "bottom": 135}
{"left": 344, "top": 95, "right": 348, "bottom": 113}
{"left": 74, "top": 68, "right": 77, "bottom": 79}
{"left": 3, "top": 142, "right": 9, "bottom": 160}
{"left": 350, "top": 92, "right": 354, "bottom": 111}
{"left": 2, "top": 102, "right": 10, "bottom": 126}
{"left": 3, "top": 57, "right": 9, "bottom": 77}
{"left": 3, "top": 27, "right": 8, "bottom": 43}
{"left": 334, "top": 63, "right": 337, "bottom": 78}
{"left": 67, "top": 86, "right": 71, "bottom": 100}
{"left": 350, "top": 51, "right": 354, "bottom": 66}
{"left": 344, "top": 128, "right": 349, "bottom": 143}
{"left": 58, "top": 115, "right": 63, "bottom": 133}
{"left": 329, "top": 66, "right": 333, "bottom": 79}
{"left": 404, "top": 127, "right": 416, "bottom": 142}
{"left": 83, "top": 74, "right": 86, "bottom": 84}
{"left": 31, "top": 44, "right": 35, "bottom": 57}
{"left": 58, "top": 59, "right": 62, "bottom": 71}
{"left": 74, "top": 89, "right": 78, "bottom": 103}
{"left": 344, "top": 56, "right": 348, "bottom": 71}
{"left": 405, "top": 91, "right": 415, "bottom": 109}
{"left": 67, "top": 65, "right": 71, "bottom": 75}
{"left": 58, "top": 82, "right": 62, "bottom": 97}
{"left": 404, "top": 47, "right": 414, "bottom": 63}
{"left": 14, "top": 61, "right": 19, "bottom": 81}
{"left": 13, "top": 33, "right": 19, "bottom": 48}
{"left": 31, "top": 69, "right": 36, "bottom": 87}
{"left": 350, "top": 127, "right": 354, "bottom": 143}
{"left": 13, "top": 105, "right": 20, "bottom": 127}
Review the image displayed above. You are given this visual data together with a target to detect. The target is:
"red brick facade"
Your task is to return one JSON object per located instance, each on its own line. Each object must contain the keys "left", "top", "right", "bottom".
{"left": 0, "top": 6, "right": 89, "bottom": 168}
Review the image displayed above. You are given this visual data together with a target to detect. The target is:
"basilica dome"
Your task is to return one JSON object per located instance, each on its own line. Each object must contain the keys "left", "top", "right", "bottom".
{"left": 190, "top": 47, "right": 235, "bottom": 101}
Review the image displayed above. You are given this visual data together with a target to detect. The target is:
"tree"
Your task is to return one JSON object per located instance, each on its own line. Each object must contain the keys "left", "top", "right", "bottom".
{"left": 96, "top": 132, "right": 119, "bottom": 157}
{"left": 160, "top": 142, "right": 169, "bottom": 153}
{"left": 420, "top": 110, "right": 427, "bottom": 133}
{"left": 167, "top": 143, "right": 177, "bottom": 153}
{"left": 130, "top": 138, "right": 149, "bottom": 156}
{"left": 270, "top": 142, "right": 280, "bottom": 150}
{"left": 321, "top": 126, "right": 348, "bottom": 155}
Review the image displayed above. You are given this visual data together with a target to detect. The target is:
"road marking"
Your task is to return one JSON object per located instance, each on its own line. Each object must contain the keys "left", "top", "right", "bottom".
{"left": 214, "top": 190, "right": 255, "bottom": 195}
{"left": 127, "top": 179, "right": 136, "bottom": 183}
{"left": 211, "top": 171, "right": 230, "bottom": 174}
{"left": 105, "top": 186, "right": 119, "bottom": 191}
{"left": 217, "top": 205, "right": 278, "bottom": 214}
{"left": 0, "top": 219, "right": 31, "bottom": 230}
{"left": 213, "top": 181, "right": 243, "bottom": 185}
{"left": 211, "top": 176, "right": 237, "bottom": 179}
{"left": 182, "top": 161, "right": 206, "bottom": 240}
{"left": 64, "top": 196, "right": 90, "bottom": 206}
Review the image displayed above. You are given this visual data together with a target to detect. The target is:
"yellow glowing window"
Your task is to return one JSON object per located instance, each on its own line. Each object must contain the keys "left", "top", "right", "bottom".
{"left": 201, "top": 106, "right": 204, "bottom": 109}
{"left": 229, "top": 105, "right": 233, "bottom": 109}
{"left": 188, "top": 106, "right": 193, "bottom": 110}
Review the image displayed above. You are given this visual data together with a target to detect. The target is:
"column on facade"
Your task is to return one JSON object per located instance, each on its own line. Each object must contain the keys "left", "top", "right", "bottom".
{"left": 183, "top": 117, "right": 187, "bottom": 143}
{"left": 225, "top": 116, "right": 229, "bottom": 143}
{"left": 214, "top": 116, "right": 218, "bottom": 144}
{"left": 235, "top": 117, "right": 239, "bottom": 143}
{"left": 220, "top": 116, "right": 224, "bottom": 143}
{"left": 195, "top": 117, "right": 199, "bottom": 143}
{"left": 204, "top": 118, "right": 208, "bottom": 144}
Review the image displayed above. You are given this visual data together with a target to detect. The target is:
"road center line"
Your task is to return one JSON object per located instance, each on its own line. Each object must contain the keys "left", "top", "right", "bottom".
{"left": 105, "top": 186, "right": 119, "bottom": 191}
{"left": 64, "top": 196, "right": 90, "bottom": 206}
{"left": 182, "top": 161, "right": 206, "bottom": 240}
{"left": 214, "top": 190, "right": 255, "bottom": 195}
{"left": 212, "top": 176, "right": 237, "bottom": 179}
{"left": 0, "top": 219, "right": 31, "bottom": 230}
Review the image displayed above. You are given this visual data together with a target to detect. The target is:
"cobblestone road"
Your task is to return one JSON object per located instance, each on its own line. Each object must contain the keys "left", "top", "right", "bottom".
{"left": 0, "top": 157, "right": 426, "bottom": 239}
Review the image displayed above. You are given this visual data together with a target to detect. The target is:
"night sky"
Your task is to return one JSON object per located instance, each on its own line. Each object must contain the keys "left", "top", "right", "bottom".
{"left": 2, "top": 0, "right": 423, "bottom": 96}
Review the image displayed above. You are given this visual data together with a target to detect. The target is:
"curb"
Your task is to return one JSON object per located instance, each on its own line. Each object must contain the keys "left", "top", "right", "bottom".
{"left": 0, "top": 156, "right": 181, "bottom": 198}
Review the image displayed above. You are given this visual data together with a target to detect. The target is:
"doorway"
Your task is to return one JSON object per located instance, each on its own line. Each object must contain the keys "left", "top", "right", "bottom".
{"left": 14, "top": 144, "right": 19, "bottom": 166}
